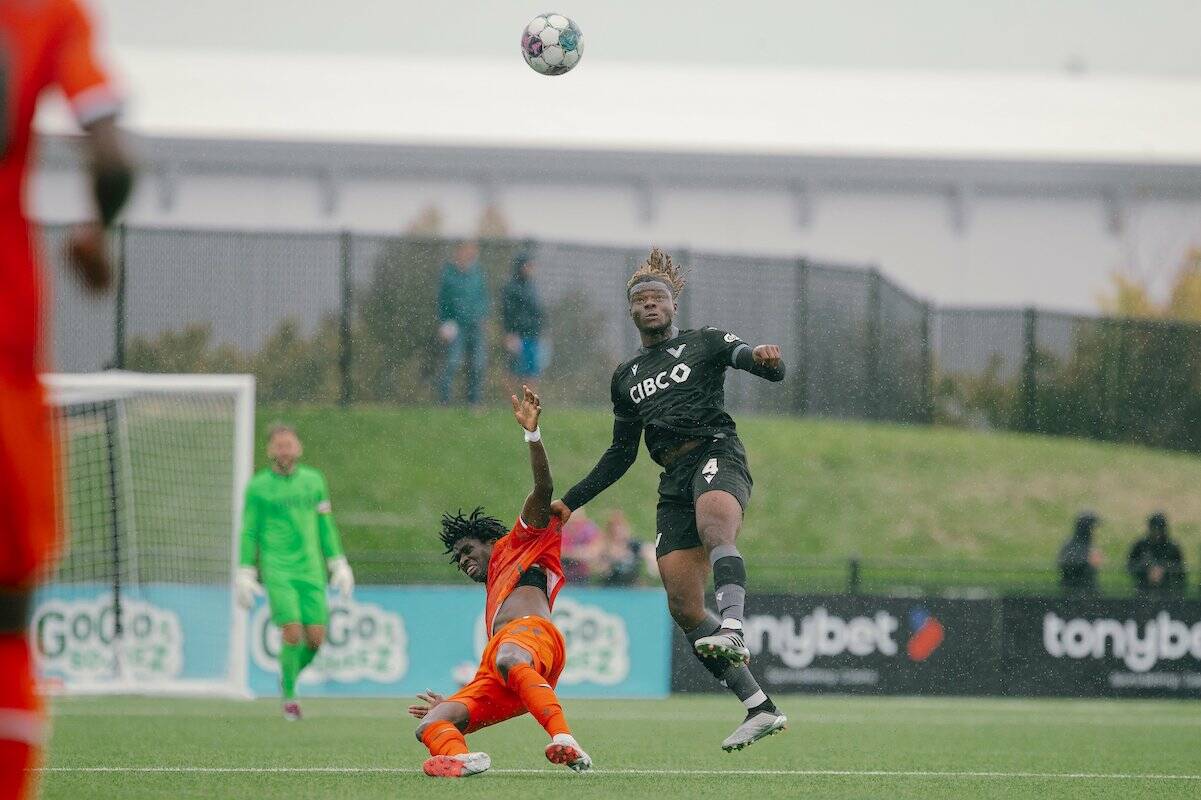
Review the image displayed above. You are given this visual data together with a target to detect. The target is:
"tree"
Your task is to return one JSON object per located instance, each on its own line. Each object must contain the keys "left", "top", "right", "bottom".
{"left": 1100, "top": 248, "right": 1201, "bottom": 322}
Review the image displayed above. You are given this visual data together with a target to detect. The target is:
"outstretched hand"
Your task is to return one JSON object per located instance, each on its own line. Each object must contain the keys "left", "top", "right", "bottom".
{"left": 511, "top": 384, "right": 542, "bottom": 432}
{"left": 407, "top": 689, "right": 447, "bottom": 719}
{"left": 752, "top": 344, "right": 782, "bottom": 369}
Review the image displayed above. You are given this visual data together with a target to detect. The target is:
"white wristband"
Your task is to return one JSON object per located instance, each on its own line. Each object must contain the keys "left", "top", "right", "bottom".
{"left": 524, "top": 426, "right": 542, "bottom": 443}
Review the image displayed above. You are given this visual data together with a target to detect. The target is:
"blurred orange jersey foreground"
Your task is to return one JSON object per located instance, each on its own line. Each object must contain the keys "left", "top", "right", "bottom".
{"left": 1, "top": 2, "right": 121, "bottom": 797}
{"left": 1, "top": 0, "right": 120, "bottom": 376}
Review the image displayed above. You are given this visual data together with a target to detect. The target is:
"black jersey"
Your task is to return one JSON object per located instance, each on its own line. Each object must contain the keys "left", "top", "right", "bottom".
{"left": 561, "top": 325, "right": 784, "bottom": 512}
{"left": 611, "top": 327, "right": 751, "bottom": 464}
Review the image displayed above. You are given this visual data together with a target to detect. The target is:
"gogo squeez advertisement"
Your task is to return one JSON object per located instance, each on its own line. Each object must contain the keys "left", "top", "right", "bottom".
{"left": 246, "top": 586, "right": 672, "bottom": 698}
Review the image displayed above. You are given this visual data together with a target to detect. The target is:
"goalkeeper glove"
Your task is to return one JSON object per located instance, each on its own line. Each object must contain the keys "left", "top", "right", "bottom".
{"left": 328, "top": 556, "right": 355, "bottom": 598}
{"left": 235, "top": 566, "right": 263, "bottom": 609}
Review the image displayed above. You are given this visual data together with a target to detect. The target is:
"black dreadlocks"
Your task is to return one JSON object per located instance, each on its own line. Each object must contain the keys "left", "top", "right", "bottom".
{"left": 627, "top": 246, "right": 686, "bottom": 298}
{"left": 439, "top": 507, "right": 507, "bottom": 564}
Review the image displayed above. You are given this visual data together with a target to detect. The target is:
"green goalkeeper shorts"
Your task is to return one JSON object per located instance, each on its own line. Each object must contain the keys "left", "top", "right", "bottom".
{"left": 263, "top": 576, "right": 329, "bottom": 627}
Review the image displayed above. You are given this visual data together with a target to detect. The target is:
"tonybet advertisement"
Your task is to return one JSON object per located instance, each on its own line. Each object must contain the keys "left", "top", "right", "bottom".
{"left": 246, "top": 586, "right": 671, "bottom": 698}
{"left": 671, "top": 595, "right": 997, "bottom": 695}
{"left": 1001, "top": 597, "right": 1201, "bottom": 698}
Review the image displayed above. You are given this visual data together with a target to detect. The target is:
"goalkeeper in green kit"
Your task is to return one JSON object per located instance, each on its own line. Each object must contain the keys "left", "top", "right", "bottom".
{"left": 235, "top": 423, "right": 354, "bottom": 720}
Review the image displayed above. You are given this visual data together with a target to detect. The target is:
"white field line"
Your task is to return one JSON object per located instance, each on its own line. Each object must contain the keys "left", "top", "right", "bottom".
{"left": 46, "top": 707, "right": 1201, "bottom": 728}
{"left": 35, "top": 766, "right": 1201, "bottom": 781}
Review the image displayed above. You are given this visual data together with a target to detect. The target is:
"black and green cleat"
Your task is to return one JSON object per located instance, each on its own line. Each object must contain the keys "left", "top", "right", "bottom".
{"left": 694, "top": 630, "right": 751, "bottom": 667}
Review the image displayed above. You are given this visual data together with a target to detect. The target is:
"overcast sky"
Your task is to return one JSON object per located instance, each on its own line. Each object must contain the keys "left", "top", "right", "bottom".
{"left": 94, "top": 0, "right": 1201, "bottom": 76}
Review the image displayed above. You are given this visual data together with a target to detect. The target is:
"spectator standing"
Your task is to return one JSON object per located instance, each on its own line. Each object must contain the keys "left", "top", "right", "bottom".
{"left": 437, "top": 241, "right": 489, "bottom": 408}
{"left": 1057, "top": 511, "right": 1102, "bottom": 594}
{"left": 502, "top": 251, "right": 547, "bottom": 392}
{"left": 1126, "top": 512, "right": 1186, "bottom": 595}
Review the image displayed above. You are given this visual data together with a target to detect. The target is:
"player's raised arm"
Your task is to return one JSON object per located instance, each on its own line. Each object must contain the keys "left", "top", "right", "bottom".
{"left": 707, "top": 328, "right": 786, "bottom": 382}
{"left": 742, "top": 344, "right": 785, "bottom": 381}
{"left": 512, "top": 385, "right": 553, "bottom": 528}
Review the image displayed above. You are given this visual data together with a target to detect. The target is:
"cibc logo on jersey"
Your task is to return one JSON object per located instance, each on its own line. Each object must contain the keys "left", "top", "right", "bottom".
{"left": 629, "top": 363, "right": 691, "bottom": 404}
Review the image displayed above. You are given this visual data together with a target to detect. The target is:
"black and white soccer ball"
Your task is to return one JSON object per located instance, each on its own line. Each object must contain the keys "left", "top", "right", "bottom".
{"left": 521, "top": 13, "right": 583, "bottom": 76}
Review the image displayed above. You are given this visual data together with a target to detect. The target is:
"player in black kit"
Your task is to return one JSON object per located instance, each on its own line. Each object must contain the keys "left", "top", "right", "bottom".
{"left": 550, "top": 248, "right": 788, "bottom": 751}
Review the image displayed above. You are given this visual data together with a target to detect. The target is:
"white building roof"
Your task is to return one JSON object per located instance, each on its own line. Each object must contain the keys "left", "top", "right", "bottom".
{"left": 35, "top": 46, "right": 1201, "bottom": 166}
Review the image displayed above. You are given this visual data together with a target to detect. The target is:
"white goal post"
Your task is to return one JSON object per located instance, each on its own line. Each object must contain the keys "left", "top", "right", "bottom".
{"left": 34, "top": 372, "right": 255, "bottom": 698}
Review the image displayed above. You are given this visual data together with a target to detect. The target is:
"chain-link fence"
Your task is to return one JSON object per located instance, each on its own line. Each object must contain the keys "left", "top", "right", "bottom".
{"left": 931, "top": 306, "right": 1201, "bottom": 451}
{"left": 43, "top": 224, "right": 1201, "bottom": 451}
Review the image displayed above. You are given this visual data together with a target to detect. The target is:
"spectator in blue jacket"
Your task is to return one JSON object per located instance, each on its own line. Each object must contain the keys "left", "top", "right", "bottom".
{"left": 501, "top": 251, "right": 547, "bottom": 392}
{"left": 436, "top": 241, "right": 489, "bottom": 407}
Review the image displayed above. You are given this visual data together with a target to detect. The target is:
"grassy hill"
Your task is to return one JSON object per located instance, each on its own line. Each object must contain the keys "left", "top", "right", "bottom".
{"left": 257, "top": 405, "right": 1201, "bottom": 594}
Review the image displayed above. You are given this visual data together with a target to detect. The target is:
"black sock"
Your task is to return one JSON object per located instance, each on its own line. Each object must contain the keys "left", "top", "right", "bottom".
{"left": 710, "top": 545, "right": 747, "bottom": 630}
{"left": 684, "top": 613, "right": 773, "bottom": 711}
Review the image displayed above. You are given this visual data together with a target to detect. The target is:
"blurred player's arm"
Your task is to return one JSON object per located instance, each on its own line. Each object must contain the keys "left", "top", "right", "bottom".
{"left": 57, "top": 0, "right": 135, "bottom": 293}
{"left": 512, "top": 385, "right": 553, "bottom": 528}
{"left": 316, "top": 473, "right": 354, "bottom": 597}
{"left": 235, "top": 487, "right": 264, "bottom": 608}
{"left": 555, "top": 371, "right": 642, "bottom": 519}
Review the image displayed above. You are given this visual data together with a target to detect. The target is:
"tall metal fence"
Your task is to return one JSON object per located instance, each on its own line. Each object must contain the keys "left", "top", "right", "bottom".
{"left": 42, "top": 224, "right": 1201, "bottom": 451}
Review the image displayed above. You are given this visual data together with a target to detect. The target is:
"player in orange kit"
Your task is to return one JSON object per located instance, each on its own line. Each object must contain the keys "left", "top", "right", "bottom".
{"left": 1, "top": 1, "right": 133, "bottom": 797}
{"left": 408, "top": 386, "right": 592, "bottom": 778}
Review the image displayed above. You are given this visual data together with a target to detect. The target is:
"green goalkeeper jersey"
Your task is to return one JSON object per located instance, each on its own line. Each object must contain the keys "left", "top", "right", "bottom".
{"left": 238, "top": 465, "right": 344, "bottom": 584}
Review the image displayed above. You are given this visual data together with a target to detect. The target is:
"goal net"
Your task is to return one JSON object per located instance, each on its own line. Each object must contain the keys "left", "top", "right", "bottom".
{"left": 33, "top": 372, "right": 255, "bottom": 697}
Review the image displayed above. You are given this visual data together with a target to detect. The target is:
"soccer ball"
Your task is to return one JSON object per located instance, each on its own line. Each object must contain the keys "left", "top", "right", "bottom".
{"left": 521, "top": 13, "right": 583, "bottom": 76}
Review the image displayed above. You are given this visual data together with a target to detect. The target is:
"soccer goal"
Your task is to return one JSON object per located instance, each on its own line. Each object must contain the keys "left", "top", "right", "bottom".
{"left": 34, "top": 372, "right": 255, "bottom": 698}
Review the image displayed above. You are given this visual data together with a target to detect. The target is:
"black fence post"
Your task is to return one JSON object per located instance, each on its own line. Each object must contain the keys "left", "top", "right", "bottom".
{"left": 792, "top": 258, "right": 810, "bottom": 415}
{"left": 848, "top": 557, "right": 861, "bottom": 594}
{"left": 865, "top": 268, "right": 882, "bottom": 420}
{"left": 920, "top": 302, "right": 935, "bottom": 423}
{"left": 1020, "top": 307, "right": 1038, "bottom": 432}
{"left": 675, "top": 247, "right": 692, "bottom": 330}
{"left": 338, "top": 231, "right": 354, "bottom": 407}
{"left": 1114, "top": 316, "right": 1132, "bottom": 440}
{"left": 113, "top": 223, "right": 128, "bottom": 370}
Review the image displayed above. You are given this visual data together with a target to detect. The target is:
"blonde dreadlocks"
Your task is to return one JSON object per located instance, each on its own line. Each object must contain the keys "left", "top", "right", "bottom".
{"left": 626, "top": 247, "right": 686, "bottom": 298}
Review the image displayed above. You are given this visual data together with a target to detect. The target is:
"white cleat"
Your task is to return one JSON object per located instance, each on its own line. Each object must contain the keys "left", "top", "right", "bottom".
{"left": 422, "top": 752, "right": 492, "bottom": 778}
{"left": 545, "top": 733, "right": 592, "bottom": 772}
{"left": 282, "top": 701, "right": 302, "bottom": 721}
{"left": 722, "top": 710, "right": 788, "bottom": 752}
{"left": 695, "top": 629, "right": 751, "bottom": 667}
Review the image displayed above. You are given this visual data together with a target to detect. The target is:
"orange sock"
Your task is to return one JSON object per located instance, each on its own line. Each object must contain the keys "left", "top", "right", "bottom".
{"left": 505, "top": 663, "right": 570, "bottom": 737}
{"left": 420, "top": 721, "right": 468, "bottom": 757}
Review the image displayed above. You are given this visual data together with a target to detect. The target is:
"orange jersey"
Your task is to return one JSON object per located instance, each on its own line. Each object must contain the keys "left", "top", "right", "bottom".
{"left": 0, "top": 375, "right": 58, "bottom": 588}
{"left": 0, "top": 0, "right": 120, "bottom": 374}
{"left": 483, "top": 517, "right": 566, "bottom": 637}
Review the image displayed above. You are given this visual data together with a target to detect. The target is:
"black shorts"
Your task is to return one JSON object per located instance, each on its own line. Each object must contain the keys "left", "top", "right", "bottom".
{"left": 654, "top": 435, "right": 753, "bottom": 559}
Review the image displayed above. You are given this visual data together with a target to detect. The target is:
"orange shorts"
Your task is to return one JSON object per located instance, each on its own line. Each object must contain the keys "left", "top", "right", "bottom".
{"left": 0, "top": 372, "right": 59, "bottom": 589}
{"left": 449, "top": 615, "right": 567, "bottom": 734}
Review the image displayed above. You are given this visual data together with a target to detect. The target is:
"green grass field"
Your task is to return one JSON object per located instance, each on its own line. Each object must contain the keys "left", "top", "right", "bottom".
{"left": 258, "top": 405, "right": 1201, "bottom": 593}
{"left": 41, "top": 695, "right": 1201, "bottom": 800}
